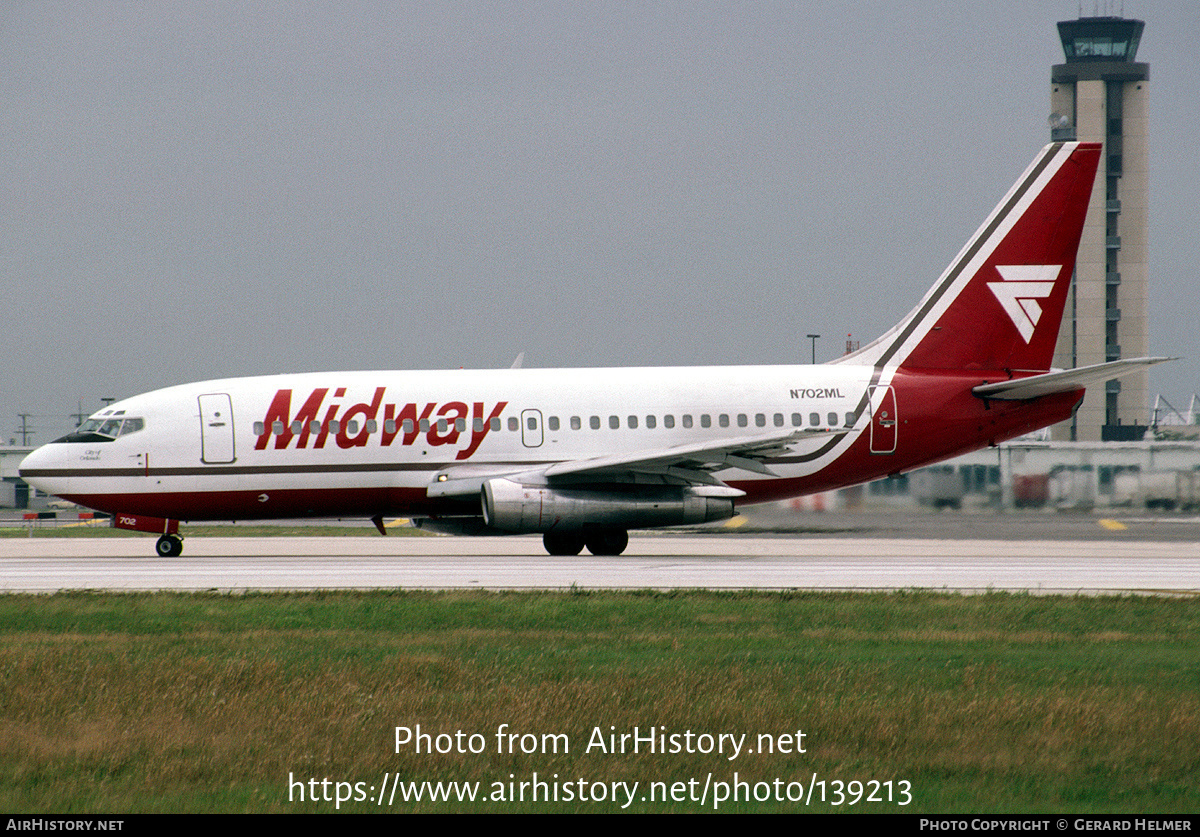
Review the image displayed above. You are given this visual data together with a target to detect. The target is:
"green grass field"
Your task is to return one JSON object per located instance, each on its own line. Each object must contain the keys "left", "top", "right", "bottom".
{"left": 1, "top": 590, "right": 1197, "bottom": 813}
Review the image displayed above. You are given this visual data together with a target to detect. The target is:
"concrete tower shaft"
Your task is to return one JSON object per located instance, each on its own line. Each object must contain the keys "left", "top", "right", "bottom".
{"left": 1050, "top": 17, "right": 1149, "bottom": 442}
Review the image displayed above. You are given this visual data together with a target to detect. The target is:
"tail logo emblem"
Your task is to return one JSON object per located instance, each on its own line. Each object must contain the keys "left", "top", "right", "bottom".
{"left": 987, "top": 265, "right": 1060, "bottom": 342}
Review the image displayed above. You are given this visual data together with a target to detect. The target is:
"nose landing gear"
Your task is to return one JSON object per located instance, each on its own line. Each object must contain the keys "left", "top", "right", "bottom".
{"left": 112, "top": 512, "right": 183, "bottom": 557}
{"left": 156, "top": 533, "right": 184, "bottom": 557}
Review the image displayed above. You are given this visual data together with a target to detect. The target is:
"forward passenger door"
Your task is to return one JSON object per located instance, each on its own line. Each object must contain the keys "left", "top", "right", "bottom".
{"left": 198, "top": 393, "right": 236, "bottom": 463}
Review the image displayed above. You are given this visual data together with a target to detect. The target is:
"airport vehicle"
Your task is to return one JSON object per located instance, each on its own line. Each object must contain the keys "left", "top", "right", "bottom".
{"left": 19, "top": 142, "right": 1167, "bottom": 557}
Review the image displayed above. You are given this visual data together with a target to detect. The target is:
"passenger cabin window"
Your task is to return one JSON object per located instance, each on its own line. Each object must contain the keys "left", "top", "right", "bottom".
{"left": 548, "top": 416, "right": 560, "bottom": 431}
{"left": 590, "top": 416, "right": 601, "bottom": 430}
{"left": 570, "top": 416, "right": 581, "bottom": 430}
{"left": 507, "top": 417, "right": 519, "bottom": 431}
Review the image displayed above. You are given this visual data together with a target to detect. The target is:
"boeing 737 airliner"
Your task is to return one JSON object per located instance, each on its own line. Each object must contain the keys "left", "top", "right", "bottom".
{"left": 20, "top": 142, "right": 1168, "bottom": 557}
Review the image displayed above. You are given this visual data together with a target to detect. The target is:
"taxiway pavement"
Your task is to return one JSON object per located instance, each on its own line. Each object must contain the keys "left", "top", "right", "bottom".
{"left": 2, "top": 533, "right": 1196, "bottom": 595}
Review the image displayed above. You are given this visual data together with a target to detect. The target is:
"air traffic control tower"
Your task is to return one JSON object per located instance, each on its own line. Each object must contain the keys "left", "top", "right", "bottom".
{"left": 1050, "top": 16, "right": 1149, "bottom": 442}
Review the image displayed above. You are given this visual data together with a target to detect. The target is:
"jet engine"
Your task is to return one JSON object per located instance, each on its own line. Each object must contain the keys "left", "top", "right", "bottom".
{"left": 480, "top": 478, "right": 735, "bottom": 533}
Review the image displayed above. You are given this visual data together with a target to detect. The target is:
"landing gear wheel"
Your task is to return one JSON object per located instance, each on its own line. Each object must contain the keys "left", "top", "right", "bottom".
{"left": 585, "top": 529, "right": 628, "bottom": 556}
{"left": 156, "top": 534, "right": 184, "bottom": 558}
{"left": 543, "top": 532, "right": 586, "bottom": 556}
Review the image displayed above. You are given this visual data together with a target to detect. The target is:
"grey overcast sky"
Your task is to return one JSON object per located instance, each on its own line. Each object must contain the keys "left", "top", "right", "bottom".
{"left": 2, "top": 0, "right": 1196, "bottom": 443}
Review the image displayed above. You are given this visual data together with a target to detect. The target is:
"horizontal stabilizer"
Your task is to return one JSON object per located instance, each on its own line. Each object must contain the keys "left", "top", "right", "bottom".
{"left": 972, "top": 357, "right": 1174, "bottom": 401}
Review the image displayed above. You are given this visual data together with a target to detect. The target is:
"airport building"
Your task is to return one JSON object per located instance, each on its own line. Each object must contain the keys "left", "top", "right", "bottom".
{"left": 771, "top": 439, "right": 1200, "bottom": 516}
{"left": 1049, "top": 15, "right": 1150, "bottom": 442}
{"left": 0, "top": 445, "right": 35, "bottom": 509}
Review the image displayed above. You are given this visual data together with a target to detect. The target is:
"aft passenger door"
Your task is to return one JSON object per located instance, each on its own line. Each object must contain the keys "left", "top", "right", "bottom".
{"left": 198, "top": 393, "right": 236, "bottom": 463}
{"left": 868, "top": 385, "right": 897, "bottom": 454}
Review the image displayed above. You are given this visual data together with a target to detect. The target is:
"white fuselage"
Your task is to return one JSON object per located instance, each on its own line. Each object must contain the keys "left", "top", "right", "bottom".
{"left": 20, "top": 363, "right": 886, "bottom": 522}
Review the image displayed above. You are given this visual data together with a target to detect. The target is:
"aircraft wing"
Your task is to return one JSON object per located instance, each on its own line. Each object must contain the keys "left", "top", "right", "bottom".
{"left": 972, "top": 357, "right": 1174, "bottom": 401}
{"left": 426, "top": 427, "right": 845, "bottom": 498}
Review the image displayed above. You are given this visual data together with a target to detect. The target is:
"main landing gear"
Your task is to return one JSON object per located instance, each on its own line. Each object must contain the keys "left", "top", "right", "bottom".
{"left": 156, "top": 533, "right": 184, "bottom": 557}
{"left": 542, "top": 529, "right": 629, "bottom": 556}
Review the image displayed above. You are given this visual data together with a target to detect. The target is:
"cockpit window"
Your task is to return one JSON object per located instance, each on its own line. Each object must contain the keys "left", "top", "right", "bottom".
{"left": 53, "top": 417, "right": 147, "bottom": 444}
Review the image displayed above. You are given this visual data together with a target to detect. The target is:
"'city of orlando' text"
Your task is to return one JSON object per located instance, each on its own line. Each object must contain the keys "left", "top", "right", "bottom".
{"left": 254, "top": 387, "right": 507, "bottom": 460}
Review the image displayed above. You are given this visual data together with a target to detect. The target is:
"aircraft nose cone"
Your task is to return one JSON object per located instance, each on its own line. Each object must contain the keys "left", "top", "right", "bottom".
{"left": 17, "top": 444, "right": 67, "bottom": 496}
{"left": 17, "top": 445, "right": 46, "bottom": 479}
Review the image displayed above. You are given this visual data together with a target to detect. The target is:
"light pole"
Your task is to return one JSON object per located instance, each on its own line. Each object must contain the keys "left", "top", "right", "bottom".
{"left": 806, "top": 334, "right": 820, "bottom": 364}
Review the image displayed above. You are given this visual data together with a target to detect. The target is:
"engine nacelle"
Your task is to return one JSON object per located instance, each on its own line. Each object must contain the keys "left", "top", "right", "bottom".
{"left": 480, "top": 478, "right": 736, "bottom": 533}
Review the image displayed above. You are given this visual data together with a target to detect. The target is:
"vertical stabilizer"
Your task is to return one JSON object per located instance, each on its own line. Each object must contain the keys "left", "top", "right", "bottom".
{"left": 837, "top": 142, "right": 1101, "bottom": 373}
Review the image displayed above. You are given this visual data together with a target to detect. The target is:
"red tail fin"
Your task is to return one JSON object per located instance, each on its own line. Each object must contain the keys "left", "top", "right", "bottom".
{"left": 840, "top": 143, "right": 1101, "bottom": 373}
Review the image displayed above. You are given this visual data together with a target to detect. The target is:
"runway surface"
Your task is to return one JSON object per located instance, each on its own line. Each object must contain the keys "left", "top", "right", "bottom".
{"left": 2, "top": 533, "right": 1197, "bottom": 595}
